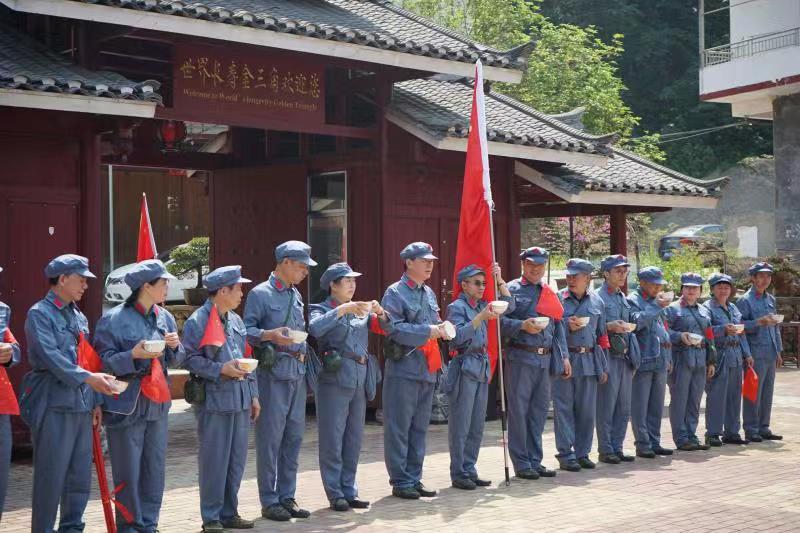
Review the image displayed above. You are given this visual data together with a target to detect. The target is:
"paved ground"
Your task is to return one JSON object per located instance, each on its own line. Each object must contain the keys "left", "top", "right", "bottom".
{"left": 5, "top": 368, "right": 800, "bottom": 532}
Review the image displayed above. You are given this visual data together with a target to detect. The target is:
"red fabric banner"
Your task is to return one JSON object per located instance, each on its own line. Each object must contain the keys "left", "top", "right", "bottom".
{"left": 536, "top": 283, "right": 565, "bottom": 321}
{"left": 200, "top": 306, "right": 226, "bottom": 349}
{"left": 0, "top": 329, "right": 19, "bottom": 415}
{"left": 136, "top": 193, "right": 157, "bottom": 263}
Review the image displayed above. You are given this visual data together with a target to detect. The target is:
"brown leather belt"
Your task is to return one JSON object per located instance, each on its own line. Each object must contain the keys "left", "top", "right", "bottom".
{"left": 283, "top": 350, "right": 306, "bottom": 363}
{"left": 722, "top": 340, "right": 740, "bottom": 348}
{"left": 568, "top": 346, "right": 593, "bottom": 354}
{"left": 343, "top": 352, "right": 367, "bottom": 365}
{"left": 510, "top": 343, "right": 551, "bottom": 355}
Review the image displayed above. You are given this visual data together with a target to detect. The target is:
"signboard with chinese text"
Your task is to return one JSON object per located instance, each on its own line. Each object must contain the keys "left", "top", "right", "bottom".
{"left": 172, "top": 43, "right": 325, "bottom": 128}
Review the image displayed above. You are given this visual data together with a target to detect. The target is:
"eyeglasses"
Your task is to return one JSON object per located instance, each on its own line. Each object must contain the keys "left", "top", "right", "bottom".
{"left": 469, "top": 280, "right": 487, "bottom": 287}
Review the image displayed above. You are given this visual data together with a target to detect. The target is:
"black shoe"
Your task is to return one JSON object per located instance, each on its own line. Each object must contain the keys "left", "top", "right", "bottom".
{"left": 221, "top": 515, "right": 255, "bottom": 529}
{"left": 577, "top": 457, "right": 596, "bottom": 469}
{"left": 653, "top": 446, "right": 674, "bottom": 456}
{"left": 599, "top": 453, "right": 621, "bottom": 464}
{"left": 330, "top": 498, "right": 350, "bottom": 512}
{"left": 281, "top": 498, "right": 310, "bottom": 519}
{"left": 471, "top": 477, "right": 492, "bottom": 487}
{"left": 559, "top": 459, "right": 581, "bottom": 472}
{"left": 347, "top": 498, "right": 370, "bottom": 509}
{"left": 516, "top": 469, "right": 540, "bottom": 480}
{"left": 695, "top": 442, "right": 711, "bottom": 451}
{"left": 722, "top": 435, "right": 749, "bottom": 445}
{"left": 706, "top": 435, "right": 723, "bottom": 447}
{"left": 392, "top": 487, "right": 421, "bottom": 499}
{"left": 747, "top": 434, "right": 764, "bottom": 443}
{"left": 761, "top": 433, "right": 783, "bottom": 440}
{"left": 678, "top": 442, "right": 700, "bottom": 451}
{"left": 536, "top": 466, "right": 557, "bottom": 477}
{"left": 414, "top": 483, "right": 438, "bottom": 497}
{"left": 262, "top": 504, "right": 291, "bottom": 522}
{"left": 202, "top": 521, "right": 224, "bottom": 533}
{"left": 636, "top": 449, "right": 656, "bottom": 459}
{"left": 616, "top": 452, "right": 635, "bottom": 462}
{"left": 452, "top": 478, "right": 477, "bottom": 490}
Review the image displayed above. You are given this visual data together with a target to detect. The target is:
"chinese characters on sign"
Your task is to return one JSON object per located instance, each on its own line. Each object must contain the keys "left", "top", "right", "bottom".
{"left": 173, "top": 44, "right": 325, "bottom": 126}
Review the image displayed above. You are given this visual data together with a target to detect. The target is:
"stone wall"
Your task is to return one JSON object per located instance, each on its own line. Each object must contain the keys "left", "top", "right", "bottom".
{"left": 652, "top": 157, "right": 775, "bottom": 257}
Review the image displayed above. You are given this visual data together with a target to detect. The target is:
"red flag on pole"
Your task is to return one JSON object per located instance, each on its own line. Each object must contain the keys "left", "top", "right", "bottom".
{"left": 200, "top": 305, "right": 226, "bottom": 349}
{"left": 535, "top": 283, "right": 564, "bottom": 321}
{"left": 136, "top": 193, "right": 157, "bottom": 263}
{"left": 0, "top": 329, "right": 19, "bottom": 415}
{"left": 451, "top": 62, "right": 499, "bottom": 377}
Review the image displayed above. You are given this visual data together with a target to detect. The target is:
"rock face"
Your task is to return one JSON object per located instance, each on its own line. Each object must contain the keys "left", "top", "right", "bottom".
{"left": 774, "top": 94, "right": 800, "bottom": 256}
{"left": 652, "top": 157, "right": 775, "bottom": 258}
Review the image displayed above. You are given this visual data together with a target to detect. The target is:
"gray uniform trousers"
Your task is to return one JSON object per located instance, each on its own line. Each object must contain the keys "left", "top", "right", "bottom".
{"left": 506, "top": 360, "right": 550, "bottom": 473}
{"left": 553, "top": 375, "right": 597, "bottom": 461}
{"left": 669, "top": 361, "right": 706, "bottom": 446}
{"left": 596, "top": 357, "right": 633, "bottom": 454}
{"left": 382, "top": 376, "right": 434, "bottom": 489}
{"left": 0, "top": 415, "right": 10, "bottom": 519}
{"left": 743, "top": 358, "right": 776, "bottom": 437}
{"left": 631, "top": 370, "right": 668, "bottom": 452}
{"left": 705, "top": 365, "right": 743, "bottom": 438}
{"left": 447, "top": 375, "right": 488, "bottom": 481}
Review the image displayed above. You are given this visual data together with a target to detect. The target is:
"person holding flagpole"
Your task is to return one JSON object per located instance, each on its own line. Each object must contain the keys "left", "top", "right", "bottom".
{"left": 0, "top": 266, "right": 21, "bottom": 521}
{"left": 501, "top": 247, "right": 570, "bottom": 480}
{"left": 183, "top": 265, "right": 258, "bottom": 532}
{"left": 19, "top": 254, "right": 118, "bottom": 533}
{"left": 444, "top": 263, "right": 513, "bottom": 490}
{"left": 93, "top": 259, "right": 186, "bottom": 532}
{"left": 381, "top": 242, "right": 453, "bottom": 500}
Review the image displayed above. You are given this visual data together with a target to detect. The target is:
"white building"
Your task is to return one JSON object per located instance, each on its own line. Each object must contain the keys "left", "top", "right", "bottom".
{"left": 699, "top": 0, "right": 800, "bottom": 255}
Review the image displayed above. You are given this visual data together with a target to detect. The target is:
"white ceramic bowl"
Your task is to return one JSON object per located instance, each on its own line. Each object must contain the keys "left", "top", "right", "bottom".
{"left": 236, "top": 358, "right": 258, "bottom": 373}
{"left": 490, "top": 300, "right": 509, "bottom": 314}
{"left": 109, "top": 380, "right": 129, "bottom": 394}
{"left": 773, "top": 314, "right": 785, "bottom": 323}
{"left": 288, "top": 330, "right": 309, "bottom": 344}
{"left": 142, "top": 340, "right": 166, "bottom": 353}
{"left": 732, "top": 324, "right": 745, "bottom": 334}
{"left": 533, "top": 317, "right": 550, "bottom": 328}
{"left": 573, "top": 316, "right": 591, "bottom": 328}
{"left": 624, "top": 322, "right": 638, "bottom": 333}
{"left": 688, "top": 333, "right": 704, "bottom": 346}
{"left": 442, "top": 321, "right": 456, "bottom": 339}
{"left": 659, "top": 291, "right": 675, "bottom": 302}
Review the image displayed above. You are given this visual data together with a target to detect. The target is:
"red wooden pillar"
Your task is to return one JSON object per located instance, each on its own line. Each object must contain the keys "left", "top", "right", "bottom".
{"left": 80, "top": 124, "right": 103, "bottom": 327}
{"left": 609, "top": 206, "right": 627, "bottom": 256}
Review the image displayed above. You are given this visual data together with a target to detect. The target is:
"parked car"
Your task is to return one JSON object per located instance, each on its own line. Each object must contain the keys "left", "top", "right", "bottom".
{"left": 659, "top": 224, "right": 724, "bottom": 260}
{"left": 104, "top": 245, "right": 201, "bottom": 305}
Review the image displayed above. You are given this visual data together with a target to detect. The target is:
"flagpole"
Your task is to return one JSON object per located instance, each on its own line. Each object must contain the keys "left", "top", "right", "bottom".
{"left": 488, "top": 210, "right": 511, "bottom": 486}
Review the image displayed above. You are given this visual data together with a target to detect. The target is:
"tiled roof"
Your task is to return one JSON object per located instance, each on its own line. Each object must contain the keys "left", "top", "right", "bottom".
{"left": 542, "top": 148, "right": 727, "bottom": 198}
{"left": 390, "top": 77, "right": 617, "bottom": 155}
{"left": 63, "top": 0, "right": 524, "bottom": 71}
{"left": 0, "top": 23, "right": 162, "bottom": 103}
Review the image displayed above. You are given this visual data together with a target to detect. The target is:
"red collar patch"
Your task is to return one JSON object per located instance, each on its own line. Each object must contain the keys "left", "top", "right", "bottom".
{"left": 328, "top": 298, "right": 339, "bottom": 308}
{"left": 520, "top": 277, "right": 529, "bottom": 286}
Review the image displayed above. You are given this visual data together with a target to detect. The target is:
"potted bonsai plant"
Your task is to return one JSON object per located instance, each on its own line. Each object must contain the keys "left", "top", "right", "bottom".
{"left": 167, "top": 236, "right": 210, "bottom": 306}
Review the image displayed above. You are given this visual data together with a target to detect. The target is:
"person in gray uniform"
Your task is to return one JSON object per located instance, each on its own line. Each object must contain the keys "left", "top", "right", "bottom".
{"left": 183, "top": 266, "right": 258, "bottom": 532}
{"left": 244, "top": 241, "right": 316, "bottom": 521}
{"left": 308, "top": 262, "right": 391, "bottom": 511}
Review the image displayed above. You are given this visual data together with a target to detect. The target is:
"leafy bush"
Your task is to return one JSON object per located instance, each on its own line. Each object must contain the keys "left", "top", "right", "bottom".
{"left": 166, "top": 237, "right": 209, "bottom": 289}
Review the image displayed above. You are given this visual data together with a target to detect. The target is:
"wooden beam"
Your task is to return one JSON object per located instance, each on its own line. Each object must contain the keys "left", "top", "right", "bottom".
{"left": 520, "top": 203, "right": 670, "bottom": 218}
{"left": 609, "top": 205, "right": 627, "bottom": 256}
{"left": 103, "top": 151, "right": 233, "bottom": 170}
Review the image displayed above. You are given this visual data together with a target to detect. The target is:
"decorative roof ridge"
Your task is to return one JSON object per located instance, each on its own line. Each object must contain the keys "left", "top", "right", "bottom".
{"left": 612, "top": 147, "right": 729, "bottom": 188}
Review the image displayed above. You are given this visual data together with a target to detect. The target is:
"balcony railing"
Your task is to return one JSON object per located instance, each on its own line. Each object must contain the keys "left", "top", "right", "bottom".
{"left": 703, "top": 27, "right": 800, "bottom": 67}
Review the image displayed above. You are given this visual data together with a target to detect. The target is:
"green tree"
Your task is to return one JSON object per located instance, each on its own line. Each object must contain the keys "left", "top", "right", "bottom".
{"left": 396, "top": 0, "right": 665, "bottom": 160}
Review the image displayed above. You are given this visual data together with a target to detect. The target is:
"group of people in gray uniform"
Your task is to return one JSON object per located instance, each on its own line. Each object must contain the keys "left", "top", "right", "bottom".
{"left": 1, "top": 239, "right": 784, "bottom": 532}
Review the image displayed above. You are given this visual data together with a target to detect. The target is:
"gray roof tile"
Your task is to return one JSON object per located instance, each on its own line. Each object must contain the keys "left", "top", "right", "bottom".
{"left": 390, "top": 77, "right": 616, "bottom": 155}
{"left": 0, "top": 23, "right": 162, "bottom": 103}
{"left": 390, "top": 77, "right": 724, "bottom": 198}
{"left": 62, "top": 0, "right": 524, "bottom": 70}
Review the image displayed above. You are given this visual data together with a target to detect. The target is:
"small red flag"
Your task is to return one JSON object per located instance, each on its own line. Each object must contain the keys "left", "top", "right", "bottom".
{"left": 536, "top": 283, "right": 564, "bottom": 321}
{"left": 200, "top": 305, "right": 226, "bottom": 349}
{"left": 743, "top": 367, "right": 759, "bottom": 403}
{"left": 704, "top": 326, "right": 715, "bottom": 341}
{"left": 136, "top": 193, "right": 157, "bottom": 263}
{"left": 140, "top": 357, "right": 171, "bottom": 403}
{"left": 369, "top": 315, "right": 388, "bottom": 336}
{"left": 78, "top": 332, "right": 103, "bottom": 373}
{"left": 598, "top": 334, "right": 611, "bottom": 350}
{"left": 421, "top": 338, "right": 442, "bottom": 374}
{"left": 244, "top": 341, "right": 253, "bottom": 358}
{"left": 0, "top": 329, "right": 19, "bottom": 415}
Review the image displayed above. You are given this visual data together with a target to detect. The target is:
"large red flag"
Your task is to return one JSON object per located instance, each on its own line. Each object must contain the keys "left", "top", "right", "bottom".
{"left": 0, "top": 329, "right": 19, "bottom": 415}
{"left": 136, "top": 192, "right": 157, "bottom": 263}
{"left": 451, "top": 61, "right": 499, "bottom": 378}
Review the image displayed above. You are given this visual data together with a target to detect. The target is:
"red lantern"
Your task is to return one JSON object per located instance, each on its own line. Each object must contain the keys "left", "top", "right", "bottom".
{"left": 157, "top": 120, "right": 186, "bottom": 151}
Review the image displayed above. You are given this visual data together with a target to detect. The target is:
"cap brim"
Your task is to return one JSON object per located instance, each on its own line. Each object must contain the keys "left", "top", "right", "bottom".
{"left": 420, "top": 253, "right": 438, "bottom": 260}
{"left": 752, "top": 268, "right": 774, "bottom": 273}
{"left": 650, "top": 278, "right": 667, "bottom": 285}
{"left": 565, "top": 268, "right": 584, "bottom": 276}
{"left": 78, "top": 269, "right": 96, "bottom": 279}
{"left": 682, "top": 282, "right": 702, "bottom": 287}
{"left": 302, "top": 257, "right": 319, "bottom": 267}
{"left": 162, "top": 272, "right": 177, "bottom": 281}
{"left": 710, "top": 280, "right": 732, "bottom": 286}
{"left": 524, "top": 257, "right": 547, "bottom": 264}
{"left": 344, "top": 271, "right": 362, "bottom": 278}
{"left": 235, "top": 276, "right": 252, "bottom": 284}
